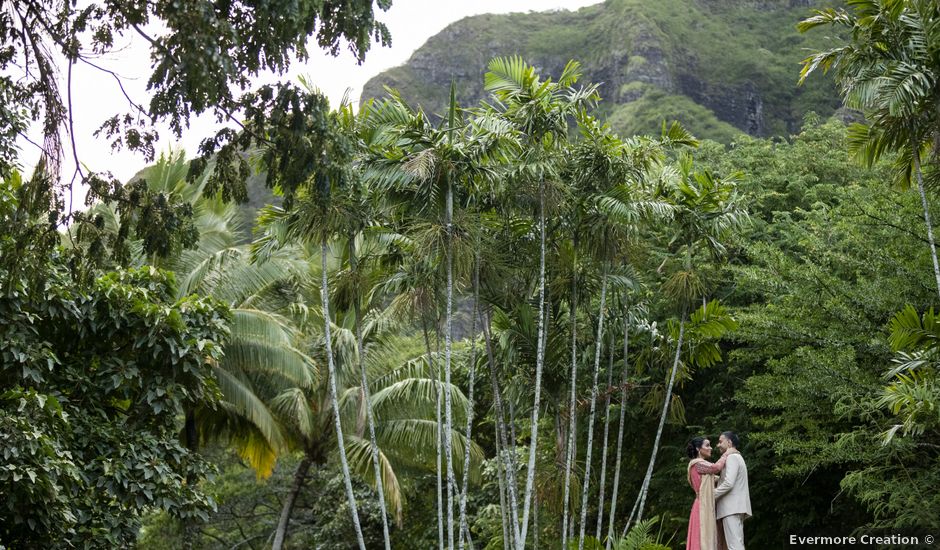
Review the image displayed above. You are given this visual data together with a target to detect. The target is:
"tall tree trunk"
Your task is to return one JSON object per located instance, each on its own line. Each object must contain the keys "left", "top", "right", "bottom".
{"left": 320, "top": 239, "right": 366, "bottom": 550}
{"left": 913, "top": 143, "right": 940, "bottom": 300}
{"left": 595, "top": 326, "right": 615, "bottom": 542}
{"left": 423, "top": 320, "right": 445, "bottom": 550}
{"left": 633, "top": 314, "right": 686, "bottom": 525}
{"left": 444, "top": 179, "right": 457, "bottom": 550}
{"left": 533, "top": 493, "right": 540, "bottom": 549}
{"left": 349, "top": 237, "right": 392, "bottom": 550}
{"left": 496, "top": 421, "right": 511, "bottom": 550}
{"left": 462, "top": 525, "right": 476, "bottom": 550}
{"left": 458, "top": 255, "right": 481, "bottom": 550}
{"left": 484, "top": 316, "right": 522, "bottom": 544}
{"left": 519, "top": 182, "right": 548, "bottom": 549}
{"left": 577, "top": 272, "right": 608, "bottom": 550}
{"left": 606, "top": 320, "right": 630, "bottom": 549}
{"left": 621, "top": 492, "right": 640, "bottom": 539}
{"left": 561, "top": 233, "right": 579, "bottom": 550}
{"left": 272, "top": 454, "right": 313, "bottom": 550}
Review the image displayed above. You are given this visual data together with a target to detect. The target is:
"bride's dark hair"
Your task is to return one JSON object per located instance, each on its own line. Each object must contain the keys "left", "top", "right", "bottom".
{"left": 686, "top": 436, "right": 706, "bottom": 459}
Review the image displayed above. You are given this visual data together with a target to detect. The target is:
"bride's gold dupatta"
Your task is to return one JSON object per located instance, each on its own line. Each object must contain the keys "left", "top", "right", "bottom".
{"left": 688, "top": 459, "right": 720, "bottom": 550}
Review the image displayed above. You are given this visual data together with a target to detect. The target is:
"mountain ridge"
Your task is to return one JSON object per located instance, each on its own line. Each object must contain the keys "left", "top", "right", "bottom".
{"left": 362, "top": 0, "right": 841, "bottom": 141}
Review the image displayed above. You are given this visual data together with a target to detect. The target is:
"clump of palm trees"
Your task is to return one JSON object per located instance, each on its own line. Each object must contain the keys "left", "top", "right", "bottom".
{"left": 80, "top": 55, "right": 748, "bottom": 549}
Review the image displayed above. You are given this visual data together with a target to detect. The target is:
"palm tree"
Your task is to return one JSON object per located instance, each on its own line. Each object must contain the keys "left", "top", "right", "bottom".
{"left": 363, "top": 86, "right": 516, "bottom": 549}
{"left": 77, "top": 151, "right": 315, "bottom": 476}
{"left": 567, "top": 114, "right": 669, "bottom": 550}
{"left": 250, "top": 233, "right": 485, "bottom": 548}
{"left": 630, "top": 153, "right": 747, "bottom": 526}
{"left": 457, "top": 249, "right": 481, "bottom": 550}
{"left": 380, "top": 238, "right": 448, "bottom": 549}
{"left": 605, "top": 302, "right": 651, "bottom": 549}
{"left": 594, "top": 328, "right": 615, "bottom": 541}
{"left": 332, "top": 102, "right": 396, "bottom": 549}
{"left": 882, "top": 304, "right": 940, "bottom": 442}
{"left": 249, "top": 98, "right": 371, "bottom": 549}
{"left": 483, "top": 56, "right": 598, "bottom": 550}
{"left": 799, "top": 0, "right": 940, "bottom": 299}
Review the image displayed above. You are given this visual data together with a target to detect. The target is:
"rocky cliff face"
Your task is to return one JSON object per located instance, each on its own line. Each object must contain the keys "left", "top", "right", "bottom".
{"left": 362, "top": 0, "right": 841, "bottom": 142}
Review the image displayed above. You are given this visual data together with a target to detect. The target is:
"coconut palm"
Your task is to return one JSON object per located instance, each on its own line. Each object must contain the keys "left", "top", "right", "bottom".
{"left": 799, "top": 0, "right": 940, "bottom": 298}
{"left": 249, "top": 96, "right": 372, "bottom": 548}
{"left": 75, "top": 151, "right": 315, "bottom": 476}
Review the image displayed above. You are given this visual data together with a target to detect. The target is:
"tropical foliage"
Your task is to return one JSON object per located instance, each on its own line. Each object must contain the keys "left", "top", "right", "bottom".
{"left": 4, "top": 1, "right": 940, "bottom": 549}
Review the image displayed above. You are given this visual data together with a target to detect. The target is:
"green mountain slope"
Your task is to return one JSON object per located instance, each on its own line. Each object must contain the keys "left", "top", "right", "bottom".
{"left": 362, "top": 0, "right": 841, "bottom": 141}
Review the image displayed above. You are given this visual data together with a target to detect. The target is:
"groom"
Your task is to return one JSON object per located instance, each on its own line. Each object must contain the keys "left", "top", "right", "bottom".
{"left": 715, "top": 431, "right": 752, "bottom": 550}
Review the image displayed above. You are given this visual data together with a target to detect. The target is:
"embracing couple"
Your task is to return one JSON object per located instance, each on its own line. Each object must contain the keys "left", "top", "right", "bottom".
{"left": 686, "top": 431, "right": 752, "bottom": 550}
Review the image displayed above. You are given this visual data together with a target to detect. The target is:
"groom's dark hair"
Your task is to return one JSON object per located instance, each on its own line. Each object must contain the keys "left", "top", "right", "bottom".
{"left": 721, "top": 431, "right": 740, "bottom": 449}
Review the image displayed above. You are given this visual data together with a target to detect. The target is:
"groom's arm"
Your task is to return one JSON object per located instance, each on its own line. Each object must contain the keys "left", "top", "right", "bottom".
{"left": 714, "top": 454, "right": 740, "bottom": 499}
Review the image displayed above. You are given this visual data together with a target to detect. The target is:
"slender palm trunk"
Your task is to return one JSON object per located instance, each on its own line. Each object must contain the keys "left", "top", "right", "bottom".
{"left": 633, "top": 314, "right": 686, "bottom": 525}
{"left": 577, "top": 272, "right": 608, "bottom": 550}
{"left": 458, "top": 255, "right": 481, "bottom": 550}
{"left": 519, "top": 182, "right": 548, "bottom": 549}
{"left": 349, "top": 238, "right": 392, "bottom": 550}
{"left": 444, "top": 181, "right": 457, "bottom": 550}
{"left": 272, "top": 454, "right": 313, "bottom": 550}
{"left": 606, "top": 320, "right": 630, "bottom": 549}
{"left": 621, "top": 491, "right": 640, "bottom": 539}
{"left": 496, "top": 422, "right": 511, "bottom": 549}
{"left": 533, "top": 494, "right": 540, "bottom": 549}
{"left": 462, "top": 524, "right": 476, "bottom": 550}
{"left": 561, "top": 234, "right": 579, "bottom": 550}
{"left": 320, "top": 239, "right": 366, "bottom": 550}
{"left": 594, "top": 330, "right": 615, "bottom": 541}
{"left": 423, "top": 320, "right": 445, "bottom": 550}
{"left": 437, "top": 376, "right": 446, "bottom": 549}
{"left": 913, "top": 144, "right": 940, "bottom": 300}
{"left": 508, "top": 397, "right": 518, "bottom": 472}
{"left": 484, "top": 317, "right": 522, "bottom": 544}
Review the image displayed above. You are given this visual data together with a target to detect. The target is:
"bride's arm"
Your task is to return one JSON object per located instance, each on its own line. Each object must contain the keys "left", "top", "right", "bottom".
{"left": 694, "top": 453, "right": 728, "bottom": 475}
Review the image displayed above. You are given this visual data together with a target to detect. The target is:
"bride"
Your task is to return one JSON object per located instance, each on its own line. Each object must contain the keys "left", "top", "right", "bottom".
{"left": 686, "top": 437, "right": 728, "bottom": 550}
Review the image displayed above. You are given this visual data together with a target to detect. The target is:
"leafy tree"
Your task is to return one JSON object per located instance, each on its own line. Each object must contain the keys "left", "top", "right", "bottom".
{"left": 74, "top": 151, "right": 315, "bottom": 477}
{"left": 0, "top": 170, "right": 230, "bottom": 546}
{"left": 0, "top": 0, "right": 391, "bottom": 274}
{"left": 683, "top": 119, "right": 938, "bottom": 543}
{"left": 799, "top": 0, "right": 940, "bottom": 298}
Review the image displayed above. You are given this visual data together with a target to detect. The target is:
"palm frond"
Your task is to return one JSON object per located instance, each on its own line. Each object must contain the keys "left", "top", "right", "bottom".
{"left": 270, "top": 387, "right": 318, "bottom": 440}
{"left": 344, "top": 435, "right": 405, "bottom": 525}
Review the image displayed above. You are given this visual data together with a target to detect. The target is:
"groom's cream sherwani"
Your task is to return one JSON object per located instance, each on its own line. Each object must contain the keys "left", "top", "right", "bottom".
{"left": 715, "top": 451, "right": 751, "bottom": 550}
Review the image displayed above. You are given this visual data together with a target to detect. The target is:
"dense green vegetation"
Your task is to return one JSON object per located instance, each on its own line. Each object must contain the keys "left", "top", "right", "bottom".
{"left": 3, "top": 1, "right": 940, "bottom": 549}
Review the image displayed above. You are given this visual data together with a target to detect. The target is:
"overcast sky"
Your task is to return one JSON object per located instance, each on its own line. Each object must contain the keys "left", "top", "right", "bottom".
{"left": 17, "top": 0, "right": 601, "bottom": 206}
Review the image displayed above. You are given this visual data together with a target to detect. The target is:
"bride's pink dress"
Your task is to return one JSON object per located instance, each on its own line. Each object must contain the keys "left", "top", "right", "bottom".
{"left": 687, "top": 457, "right": 726, "bottom": 550}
